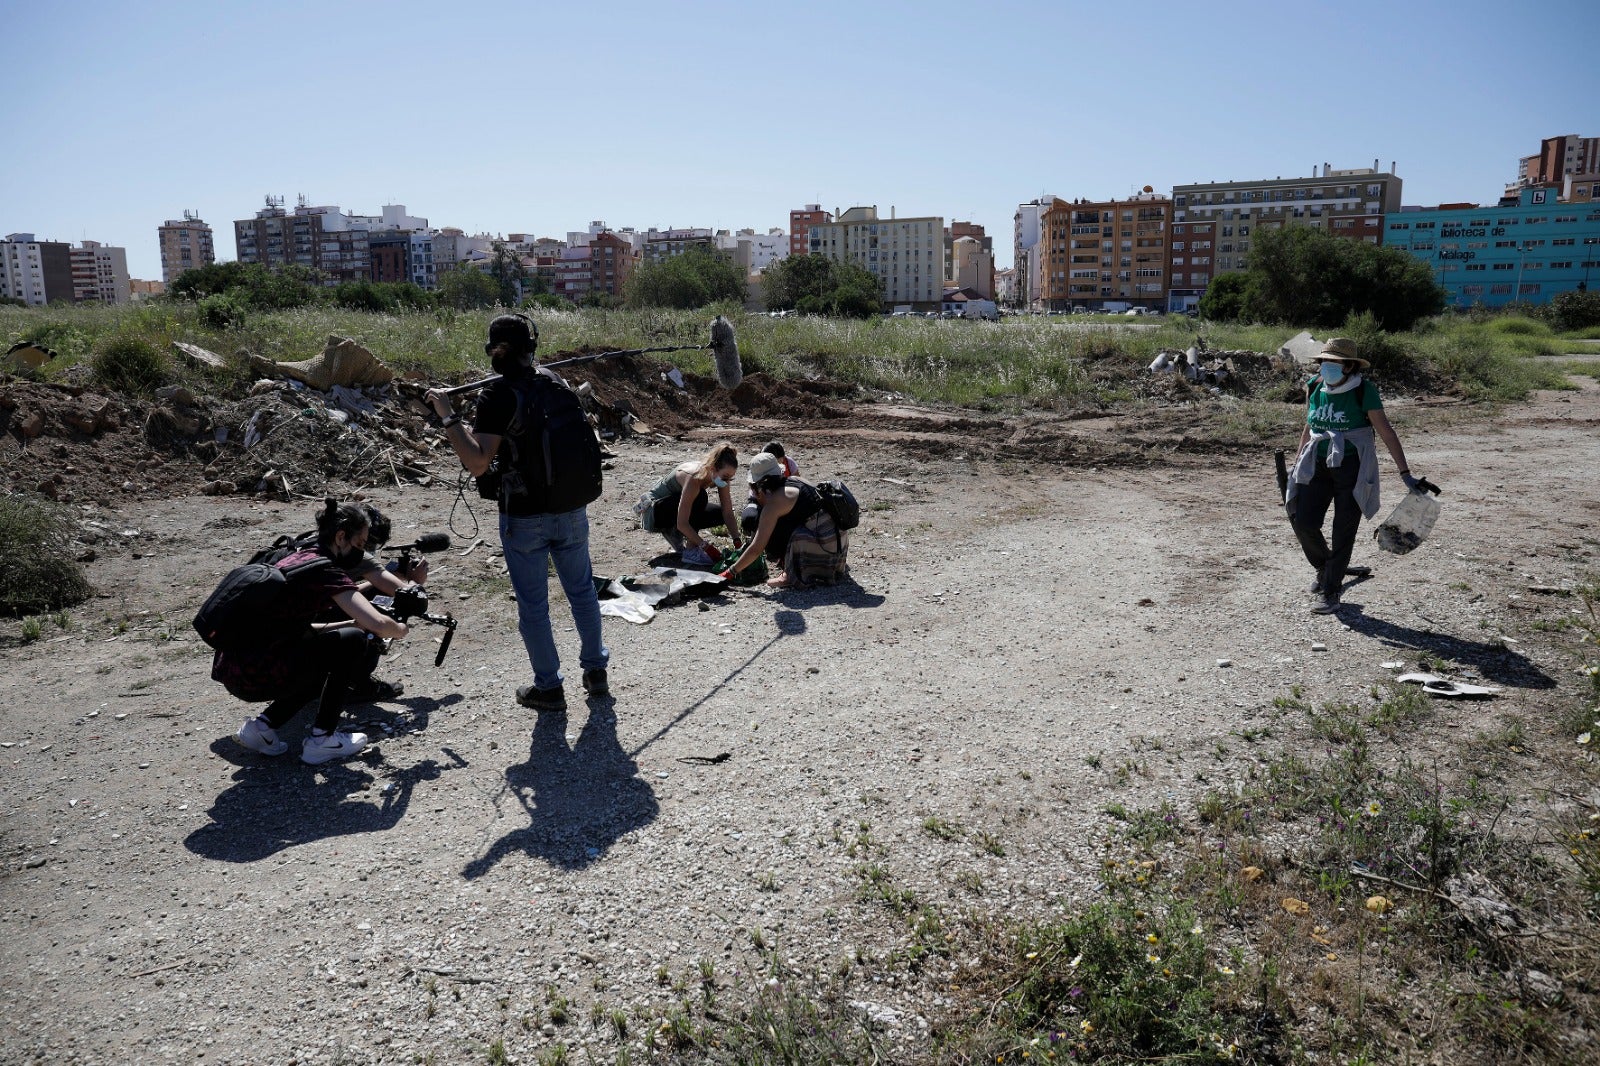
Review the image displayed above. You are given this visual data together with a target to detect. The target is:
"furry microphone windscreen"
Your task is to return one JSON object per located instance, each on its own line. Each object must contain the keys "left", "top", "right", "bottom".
{"left": 710, "top": 315, "right": 742, "bottom": 390}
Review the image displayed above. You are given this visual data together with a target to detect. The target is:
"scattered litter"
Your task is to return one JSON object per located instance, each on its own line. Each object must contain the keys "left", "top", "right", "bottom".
{"left": 666, "top": 368, "right": 686, "bottom": 389}
{"left": 880, "top": 476, "right": 909, "bottom": 486}
{"left": 1216, "top": 658, "right": 1233, "bottom": 668}
{"left": 1380, "top": 661, "right": 1406, "bottom": 670}
{"left": 1395, "top": 672, "right": 1500, "bottom": 699}
{"left": 596, "top": 566, "right": 725, "bottom": 625}
{"left": 1281, "top": 897, "right": 1311, "bottom": 916}
{"left": 1311, "top": 643, "right": 1328, "bottom": 653}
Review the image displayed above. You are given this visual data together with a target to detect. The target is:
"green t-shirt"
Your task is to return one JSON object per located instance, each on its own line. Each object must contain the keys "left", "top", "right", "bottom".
{"left": 1306, "top": 377, "right": 1382, "bottom": 454}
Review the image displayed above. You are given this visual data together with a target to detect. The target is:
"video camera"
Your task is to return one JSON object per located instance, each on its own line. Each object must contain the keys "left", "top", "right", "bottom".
{"left": 373, "top": 583, "right": 457, "bottom": 667}
{"left": 370, "top": 532, "right": 457, "bottom": 667}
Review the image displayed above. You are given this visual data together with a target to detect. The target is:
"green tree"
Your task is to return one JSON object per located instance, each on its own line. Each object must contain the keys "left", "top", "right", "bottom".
{"left": 1550, "top": 289, "right": 1600, "bottom": 331}
{"left": 486, "top": 241, "right": 526, "bottom": 306}
{"left": 1231, "top": 225, "right": 1443, "bottom": 331}
{"left": 762, "top": 254, "right": 882, "bottom": 317}
{"left": 1196, "top": 271, "right": 1253, "bottom": 322}
{"left": 167, "top": 261, "right": 325, "bottom": 310}
{"left": 623, "top": 246, "right": 747, "bottom": 310}
{"left": 436, "top": 265, "right": 501, "bottom": 310}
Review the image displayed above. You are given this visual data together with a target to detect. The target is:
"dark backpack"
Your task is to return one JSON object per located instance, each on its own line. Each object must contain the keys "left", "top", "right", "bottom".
{"left": 815, "top": 479, "right": 860, "bottom": 532}
{"left": 192, "top": 552, "right": 331, "bottom": 651}
{"left": 478, "top": 370, "right": 603, "bottom": 513}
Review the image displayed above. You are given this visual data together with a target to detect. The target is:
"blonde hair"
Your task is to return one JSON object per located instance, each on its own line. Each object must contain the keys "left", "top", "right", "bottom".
{"left": 694, "top": 441, "right": 738, "bottom": 482}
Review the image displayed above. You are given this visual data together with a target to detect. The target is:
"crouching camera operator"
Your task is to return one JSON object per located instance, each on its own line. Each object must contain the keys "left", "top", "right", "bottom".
{"left": 337, "top": 504, "right": 430, "bottom": 701}
{"left": 220, "top": 501, "right": 411, "bottom": 765}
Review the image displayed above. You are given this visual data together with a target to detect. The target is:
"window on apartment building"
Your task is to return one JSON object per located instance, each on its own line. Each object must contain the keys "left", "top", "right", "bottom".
{"left": 1466, "top": 242, "right": 1488, "bottom": 249}
{"left": 1551, "top": 261, "right": 1573, "bottom": 270}
{"left": 1519, "top": 284, "right": 1541, "bottom": 295}
{"left": 1552, "top": 238, "right": 1575, "bottom": 246}
{"left": 1522, "top": 216, "right": 1548, "bottom": 225}
{"left": 1491, "top": 263, "right": 1513, "bottom": 270}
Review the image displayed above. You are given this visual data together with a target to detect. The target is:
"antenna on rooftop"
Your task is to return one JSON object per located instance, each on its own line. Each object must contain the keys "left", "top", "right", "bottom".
{"left": 297, "top": 194, "right": 308, "bottom": 208}
{"left": 183, "top": 209, "right": 200, "bottom": 222}
{"left": 266, "top": 194, "right": 284, "bottom": 208}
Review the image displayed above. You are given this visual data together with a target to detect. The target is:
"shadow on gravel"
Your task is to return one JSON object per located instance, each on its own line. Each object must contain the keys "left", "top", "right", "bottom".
{"left": 772, "top": 578, "right": 886, "bottom": 610}
{"left": 1338, "top": 605, "right": 1558, "bottom": 688}
{"left": 185, "top": 740, "right": 467, "bottom": 863}
{"left": 462, "top": 699, "right": 658, "bottom": 877}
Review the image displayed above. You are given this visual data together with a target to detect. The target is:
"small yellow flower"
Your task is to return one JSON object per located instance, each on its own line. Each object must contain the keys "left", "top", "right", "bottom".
{"left": 1080, "top": 1019, "right": 1094, "bottom": 1034}
{"left": 1068, "top": 953, "right": 1083, "bottom": 968}
{"left": 1025, "top": 951, "right": 1039, "bottom": 959}
{"left": 1579, "top": 732, "right": 1592, "bottom": 746}
{"left": 1217, "top": 965, "right": 1236, "bottom": 975}
{"left": 1146, "top": 933, "right": 1160, "bottom": 944}
{"left": 1146, "top": 952, "right": 1162, "bottom": 964}
{"left": 1365, "top": 800, "right": 1383, "bottom": 817}
{"left": 1191, "top": 921, "right": 1204, "bottom": 936}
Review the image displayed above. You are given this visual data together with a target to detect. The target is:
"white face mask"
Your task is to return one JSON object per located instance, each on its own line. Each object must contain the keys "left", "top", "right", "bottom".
{"left": 1319, "top": 362, "right": 1347, "bottom": 384}
{"left": 712, "top": 476, "right": 728, "bottom": 488}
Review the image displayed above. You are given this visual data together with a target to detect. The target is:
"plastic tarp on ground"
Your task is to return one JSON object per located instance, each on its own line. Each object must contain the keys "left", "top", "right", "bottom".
{"left": 596, "top": 567, "right": 725, "bottom": 624}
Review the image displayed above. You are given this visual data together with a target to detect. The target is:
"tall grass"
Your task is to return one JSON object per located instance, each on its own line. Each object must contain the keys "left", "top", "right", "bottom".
{"left": 0, "top": 301, "right": 1575, "bottom": 407}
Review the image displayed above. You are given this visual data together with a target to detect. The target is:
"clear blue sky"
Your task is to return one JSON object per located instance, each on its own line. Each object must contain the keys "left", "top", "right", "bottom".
{"left": 4, "top": 0, "right": 1597, "bottom": 279}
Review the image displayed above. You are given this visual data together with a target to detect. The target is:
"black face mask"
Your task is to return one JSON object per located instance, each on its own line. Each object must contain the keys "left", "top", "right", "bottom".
{"left": 488, "top": 345, "right": 532, "bottom": 378}
{"left": 332, "top": 542, "right": 365, "bottom": 569}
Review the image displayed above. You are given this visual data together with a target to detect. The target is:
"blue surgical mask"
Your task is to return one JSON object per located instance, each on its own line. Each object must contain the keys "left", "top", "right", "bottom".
{"left": 1319, "top": 362, "right": 1346, "bottom": 384}
{"left": 712, "top": 476, "right": 728, "bottom": 488}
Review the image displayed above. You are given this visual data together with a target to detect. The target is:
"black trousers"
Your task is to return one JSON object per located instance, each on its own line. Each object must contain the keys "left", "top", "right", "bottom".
{"left": 261, "top": 627, "right": 381, "bottom": 733}
{"left": 651, "top": 492, "right": 724, "bottom": 535}
{"left": 1291, "top": 452, "right": 1362, "bottom": 596}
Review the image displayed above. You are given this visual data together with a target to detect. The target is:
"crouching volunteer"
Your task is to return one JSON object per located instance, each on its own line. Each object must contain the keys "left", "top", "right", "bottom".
{"left": 739, "top": 439, "right": 798, "bottom": 536}
{"left": 332, "top": 503, "right": 419, "bottom": 701}
{"left": 424, "top": 313, "right": 610, "bottom": 714}
{"left": 221, "top": 501, "right": 410, "bottom": 764}
{"left": 1287, "top": 337, "right": 1419, "bottom": 615}
{"left": 635, "top": 442, "right": 744, "bottom": 566}
{"left": 717, "top": 452, "right": 849, "bottom": 588}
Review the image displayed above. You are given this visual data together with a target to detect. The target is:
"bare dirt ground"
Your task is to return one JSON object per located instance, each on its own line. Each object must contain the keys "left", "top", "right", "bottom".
{"left": 1, "top": 370, "right": 1598, "bottom": 1064}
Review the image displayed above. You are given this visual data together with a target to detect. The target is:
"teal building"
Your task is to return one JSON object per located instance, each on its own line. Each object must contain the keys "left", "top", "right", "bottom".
{"left": 1385, "top": 186, "right": 1600, "bottom": 308}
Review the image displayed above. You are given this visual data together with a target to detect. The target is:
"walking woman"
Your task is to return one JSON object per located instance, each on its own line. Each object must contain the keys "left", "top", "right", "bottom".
{"left": 1287, "top": 338, "right": 1422, "bottom": 614}
{"left": 218, "top": 500, "right": 410, "bottom": 764}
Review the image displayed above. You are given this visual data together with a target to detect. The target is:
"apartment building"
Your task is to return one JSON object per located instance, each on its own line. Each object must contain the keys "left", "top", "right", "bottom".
{"left": 553, "top": 231, "right": 635, "bottom": 302}
{"left": 1012, "top": 196, "right": 1060, "bottom": 309}
{"left": 0, "top": 234, "right": 72, "bottom": 306}
{"left": 951, "top": 236, "right": 995, "bottom": 299}
{"left": 1166, "top": 218, "right": 1216, "bottom": 313}
{"left": 368, "top": 234, "right": 411, "bottom": 283}
{"left": 1040, "top": 192, "right": 1172, "bottom": 311}
{"left": 235, "top": 198, "right": 370, "bottom": 285}
{"left": 1509, "top": 134, "right": 1600, "bottom": 197}
{"left": 68, "top": 241, "right": 130, "bottom": 304}
{"left": 1171, "top": 164, "right": 1402, "bottom": 278}
{"left": 723, "top": 228, "right": 788, "bottom": 275}
{"left": 789, "top": 205, "right": 831, "bottom": 258}
{"left": 994, "top": 267, "right": 1017, "bottom": 305}
{"left": 1386, "top": 186, "right": 1600, "bottom": 308}
{"left": 644, "top": 227, "right": 716, "bottom": 262}
{"left": 807, "top": 206, "right": 945, "bottom": 309}
{"left": 158, "top": 211, "right": 215, "bottom": 284}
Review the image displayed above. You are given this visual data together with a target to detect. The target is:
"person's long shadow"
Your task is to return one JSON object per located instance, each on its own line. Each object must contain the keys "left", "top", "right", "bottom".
{"left": 184, "top": 742, "right": 467, "bottom": 863}
{"left": 462, "top": 699, "right": 659, "bottom": 877}
{"left": 1339, "top": 604, "right": 1556, "bottom": 688}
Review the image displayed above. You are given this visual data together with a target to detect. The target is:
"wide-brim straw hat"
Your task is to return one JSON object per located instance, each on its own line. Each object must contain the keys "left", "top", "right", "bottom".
{"left": 1319, "top": 337, "right": 1369, "bottom": 369}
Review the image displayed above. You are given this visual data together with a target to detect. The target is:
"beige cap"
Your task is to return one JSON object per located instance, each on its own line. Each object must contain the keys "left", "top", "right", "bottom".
{"left": 747, "top": 452, "right": 783, "bottom": 484}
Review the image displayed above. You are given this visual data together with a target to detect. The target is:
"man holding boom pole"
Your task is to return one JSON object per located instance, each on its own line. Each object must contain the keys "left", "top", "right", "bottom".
{"left": 425, "top": 314, "right": 610, "bottom": 714}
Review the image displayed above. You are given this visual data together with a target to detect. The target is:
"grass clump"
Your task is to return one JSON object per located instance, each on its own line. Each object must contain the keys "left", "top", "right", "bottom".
{"left": 90, "top": 335, "right": 169, "bottom": 395}
{"left": 0, "top": 494, "right": 93, "bottom": 617}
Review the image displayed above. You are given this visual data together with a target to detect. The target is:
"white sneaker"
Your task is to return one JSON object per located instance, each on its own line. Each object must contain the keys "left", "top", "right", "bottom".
{"left": 235, "top": 718, "right": 287, "bottom": 756}
{"left": 682, "top": 545, "right": 713, "bottom": 566}
{"left": 301, "top": 730, "right": 369, "bottom": 765}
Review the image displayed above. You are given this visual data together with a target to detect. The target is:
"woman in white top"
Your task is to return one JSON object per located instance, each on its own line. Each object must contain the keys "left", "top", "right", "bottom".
{"left": 640, "top": 442, "right": 744, "bottom": 566}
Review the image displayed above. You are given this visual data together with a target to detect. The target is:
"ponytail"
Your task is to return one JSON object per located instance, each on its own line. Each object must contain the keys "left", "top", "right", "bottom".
{"left": 314, "top": 497, "right": 370, "bottom": 552}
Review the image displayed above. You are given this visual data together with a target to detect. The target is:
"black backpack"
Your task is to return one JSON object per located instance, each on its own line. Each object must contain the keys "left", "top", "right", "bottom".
{"left": 192, "top": 552, "right": 331, "bottom": 652}
{"left": 478, "top": 370, "right": 603, "bottom": 513}
{"left": 815, "top": 480, "right": 860, "bottom": 532}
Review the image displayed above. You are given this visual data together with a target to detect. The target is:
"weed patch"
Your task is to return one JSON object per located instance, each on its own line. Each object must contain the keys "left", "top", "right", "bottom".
{"left": 0, "top": 495, "right": 93, "bottom": 616}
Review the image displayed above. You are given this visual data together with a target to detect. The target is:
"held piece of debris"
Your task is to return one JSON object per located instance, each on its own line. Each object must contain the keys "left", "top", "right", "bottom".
{"left": 250, "top": 335, "right": 394, "bottom": 391}
{"left": 1279, "top": 330, "right": 1324, "bottom": 365}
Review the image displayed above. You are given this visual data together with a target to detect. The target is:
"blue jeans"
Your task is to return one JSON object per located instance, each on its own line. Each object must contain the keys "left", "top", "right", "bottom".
{"left": 499, "top": 508, "right": 609, "bottom": 691}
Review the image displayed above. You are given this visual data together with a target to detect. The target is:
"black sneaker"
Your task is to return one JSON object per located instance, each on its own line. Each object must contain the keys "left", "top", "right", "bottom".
{"left": 1310, "top": 592, "right": 1341, "bottom": 615}
{"left": 349, "top": 675, "right": 404, "bottom": 703}
{"left": 1308, "top": 574, "right": 1325, "bottom": 594}
{"left": 516, "top": 684, "right": 567, "bottom": 713}
{"left": 582, "top": 668, "right": 609, "bottom": 699}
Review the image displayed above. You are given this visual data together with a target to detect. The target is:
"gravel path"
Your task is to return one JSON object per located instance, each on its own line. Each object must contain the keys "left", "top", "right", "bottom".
{"left": 2, "top": 380, "right": 1597, "bottom": 1064}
